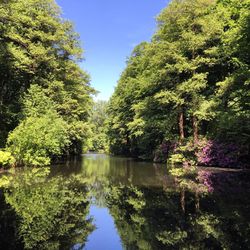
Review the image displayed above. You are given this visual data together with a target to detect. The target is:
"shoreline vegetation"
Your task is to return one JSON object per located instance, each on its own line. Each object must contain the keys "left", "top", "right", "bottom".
{"left": 0, "top": 0, "right": 249, "bottom": 170}
{"left": 107, "top": 0, "right": 250, "bottom": 169}
{"left": 0, "top": 2, "right": 249, "bottom": 249}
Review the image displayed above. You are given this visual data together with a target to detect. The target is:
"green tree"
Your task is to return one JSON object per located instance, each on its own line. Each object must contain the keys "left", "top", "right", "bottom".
{"left": 210, "top": 0, "right": 250, "bottom": 144}
{"left": 107, "top": 0, "right": 250, "bottom": 165}
{"left": 87, "top": 100, "right": 109, "bottom": 152}
{"left": 0, "top": 0, "right": 94, "bottom": 154}
{"left": 7, "top": 85, "right": 69, "bottom": 166}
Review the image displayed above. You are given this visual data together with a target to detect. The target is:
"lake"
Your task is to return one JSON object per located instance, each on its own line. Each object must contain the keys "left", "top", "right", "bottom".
{"left": 0, "top": 154, "right": 249, "bottom": 250}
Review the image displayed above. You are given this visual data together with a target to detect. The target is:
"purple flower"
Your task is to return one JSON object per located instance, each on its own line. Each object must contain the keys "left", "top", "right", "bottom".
{"left": 196, "top": 139, "right": 246, "bottom": 168}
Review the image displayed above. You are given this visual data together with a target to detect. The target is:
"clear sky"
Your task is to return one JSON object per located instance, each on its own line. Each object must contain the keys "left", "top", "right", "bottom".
{"left": 56, "top": 0, "right": 169, "bottom": 100}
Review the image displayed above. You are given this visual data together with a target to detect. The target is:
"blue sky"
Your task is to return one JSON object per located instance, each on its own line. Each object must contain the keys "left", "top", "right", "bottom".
{"left": 56, "top": 0, "right": 169, "bottom": 100}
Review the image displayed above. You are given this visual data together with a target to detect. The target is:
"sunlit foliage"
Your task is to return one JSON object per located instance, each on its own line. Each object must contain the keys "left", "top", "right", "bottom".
{"left": 0, "top": 0, "right": 94, "bottom": 164}
{"left": 107, "top": 0, "right": 250, "bottom": 166}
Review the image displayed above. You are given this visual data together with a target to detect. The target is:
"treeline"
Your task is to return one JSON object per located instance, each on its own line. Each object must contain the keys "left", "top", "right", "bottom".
{"left": 108, "top": 0, "right": 250, "bottom": 167}
{"left": 0, "top": 0, "right": 94, "bottom": 166}
{"left": 86, "top": 100, "right": 109, "bottom": 153}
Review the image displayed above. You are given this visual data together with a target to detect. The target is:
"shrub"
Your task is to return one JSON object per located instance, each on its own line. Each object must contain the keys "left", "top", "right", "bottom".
{"left": 196, "top": 139, "right": 249, "bottom": 168}
{"left": 7, "top": 112, "right": 69, "bottom": 166}
{"left": 168, "top": 140, "right": 197, "bottom": 167}
{"left": 0, "top": 150, "right": 15, "bottom": 168}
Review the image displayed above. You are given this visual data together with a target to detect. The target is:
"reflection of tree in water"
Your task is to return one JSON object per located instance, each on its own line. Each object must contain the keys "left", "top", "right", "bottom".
{"left": 1, "top": 156, "right": 248, "bottom": 250}
{"left": 0, "top": 168, "right": 94, "bottom": 250}
{"left": 79, "top": 156, "right": 250, "bottom": 249}
{"left": 105, "top": 180, "right": 250, "bottom": 250}
{"left": 80, "top": 155, "right": 167, "bottom": 207}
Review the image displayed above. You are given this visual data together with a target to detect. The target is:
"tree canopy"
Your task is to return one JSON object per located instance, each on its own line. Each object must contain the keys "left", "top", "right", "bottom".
{"left": 0, "top": 0, "right": 95, "bottom": 165}
{"left": 107, "top": 0, "right": 250, "bottom": 167}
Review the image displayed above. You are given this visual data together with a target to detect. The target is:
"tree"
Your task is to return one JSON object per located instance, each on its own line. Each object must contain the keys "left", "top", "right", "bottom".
{"left": 7, "top": 85, "right": 70, "bottom": 166}
{"left": 107, "top": 0, "right": 250, "bottom": 166}
{"left": 87, "top": 100, "right": 109, "bottom": 152}
{"left": 0, "top": 0, "right": 94, "bottom": 154}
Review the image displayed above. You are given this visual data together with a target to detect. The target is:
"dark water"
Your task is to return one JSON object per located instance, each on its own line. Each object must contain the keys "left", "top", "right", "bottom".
{"left": 0, "top": 154, "right": 250, "bottom": 250}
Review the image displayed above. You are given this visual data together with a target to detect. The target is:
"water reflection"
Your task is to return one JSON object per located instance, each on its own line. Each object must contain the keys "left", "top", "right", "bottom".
{"left": 0, "top": 168, "right": 94, "bottom": 250}
{"left": 84, "top": 206, "right": 122, "bottom": 250}
{"left": 0, "top": 154, "right": 250, "bottom": 250}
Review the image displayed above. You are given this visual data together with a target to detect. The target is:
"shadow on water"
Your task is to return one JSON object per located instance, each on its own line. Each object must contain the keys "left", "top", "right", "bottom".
{"left": 0, "top": 154, "right": 250, "bottom": 249}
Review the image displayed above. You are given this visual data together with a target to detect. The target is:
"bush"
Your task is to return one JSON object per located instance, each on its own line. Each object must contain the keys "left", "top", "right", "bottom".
{"left": 196, "top": 139, "right": 249, "bottom": 168}
{"left": 167, "top": 138, "right": 249, "bottom": 168}
{"left": 7, "top": 112, "right": 69, "bottom": 166}
{"left": 0, "top": 150, "right": 15, "bottom": 167}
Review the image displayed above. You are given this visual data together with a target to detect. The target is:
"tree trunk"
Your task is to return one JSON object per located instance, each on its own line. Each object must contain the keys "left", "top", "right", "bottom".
{"left": 179, "top": 109, "right": 185, "bottom": 141}
{"left": 192, "top": 115, "right": 198, "bottom": 144}
{"left": 181, "top": 188, "right": 185, "bottom": 214}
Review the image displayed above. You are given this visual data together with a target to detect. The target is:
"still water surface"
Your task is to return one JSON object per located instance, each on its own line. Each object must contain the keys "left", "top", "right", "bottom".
{"left": 0, "top": 154, "right": 249, "bottom": 249}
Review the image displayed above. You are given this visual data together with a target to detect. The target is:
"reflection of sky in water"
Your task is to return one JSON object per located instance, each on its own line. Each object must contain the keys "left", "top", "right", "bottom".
{"left": 83, "top": 206, "right": 123, "bottom": 250}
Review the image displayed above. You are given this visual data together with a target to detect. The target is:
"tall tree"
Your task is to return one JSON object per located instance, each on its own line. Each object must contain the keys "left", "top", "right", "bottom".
{"left": 0, "top": 0, "right": 94, "bottom": 154}
{"left": 108, "top": 0, "right": 250, "bottom": 165}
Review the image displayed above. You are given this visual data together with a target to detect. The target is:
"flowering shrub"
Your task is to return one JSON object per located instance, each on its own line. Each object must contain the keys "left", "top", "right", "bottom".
{"left": 197, "top": 139, "right": 248, "bottom": 168}
{"left": 155, "top": 138, "right": 249, "bottom": 168}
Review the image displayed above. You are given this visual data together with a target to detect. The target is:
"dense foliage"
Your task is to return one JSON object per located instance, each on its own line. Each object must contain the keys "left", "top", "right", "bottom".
{"left": 108, "top": 0, "right": 250, "bottom": 167}
{"left": 0, "top": 0, "right": 249, "bottom": 168}
{"left": 0, "top": 150, "right": 15, "bottom": 168}
{"left": 0, "top": 0, "right": 94, "bottom": 166}
{"left": 86, "top": 100, "right": 109, "bottom": 153}
{"left": 7, "top": 85, "right": 70, "bottom": 166}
